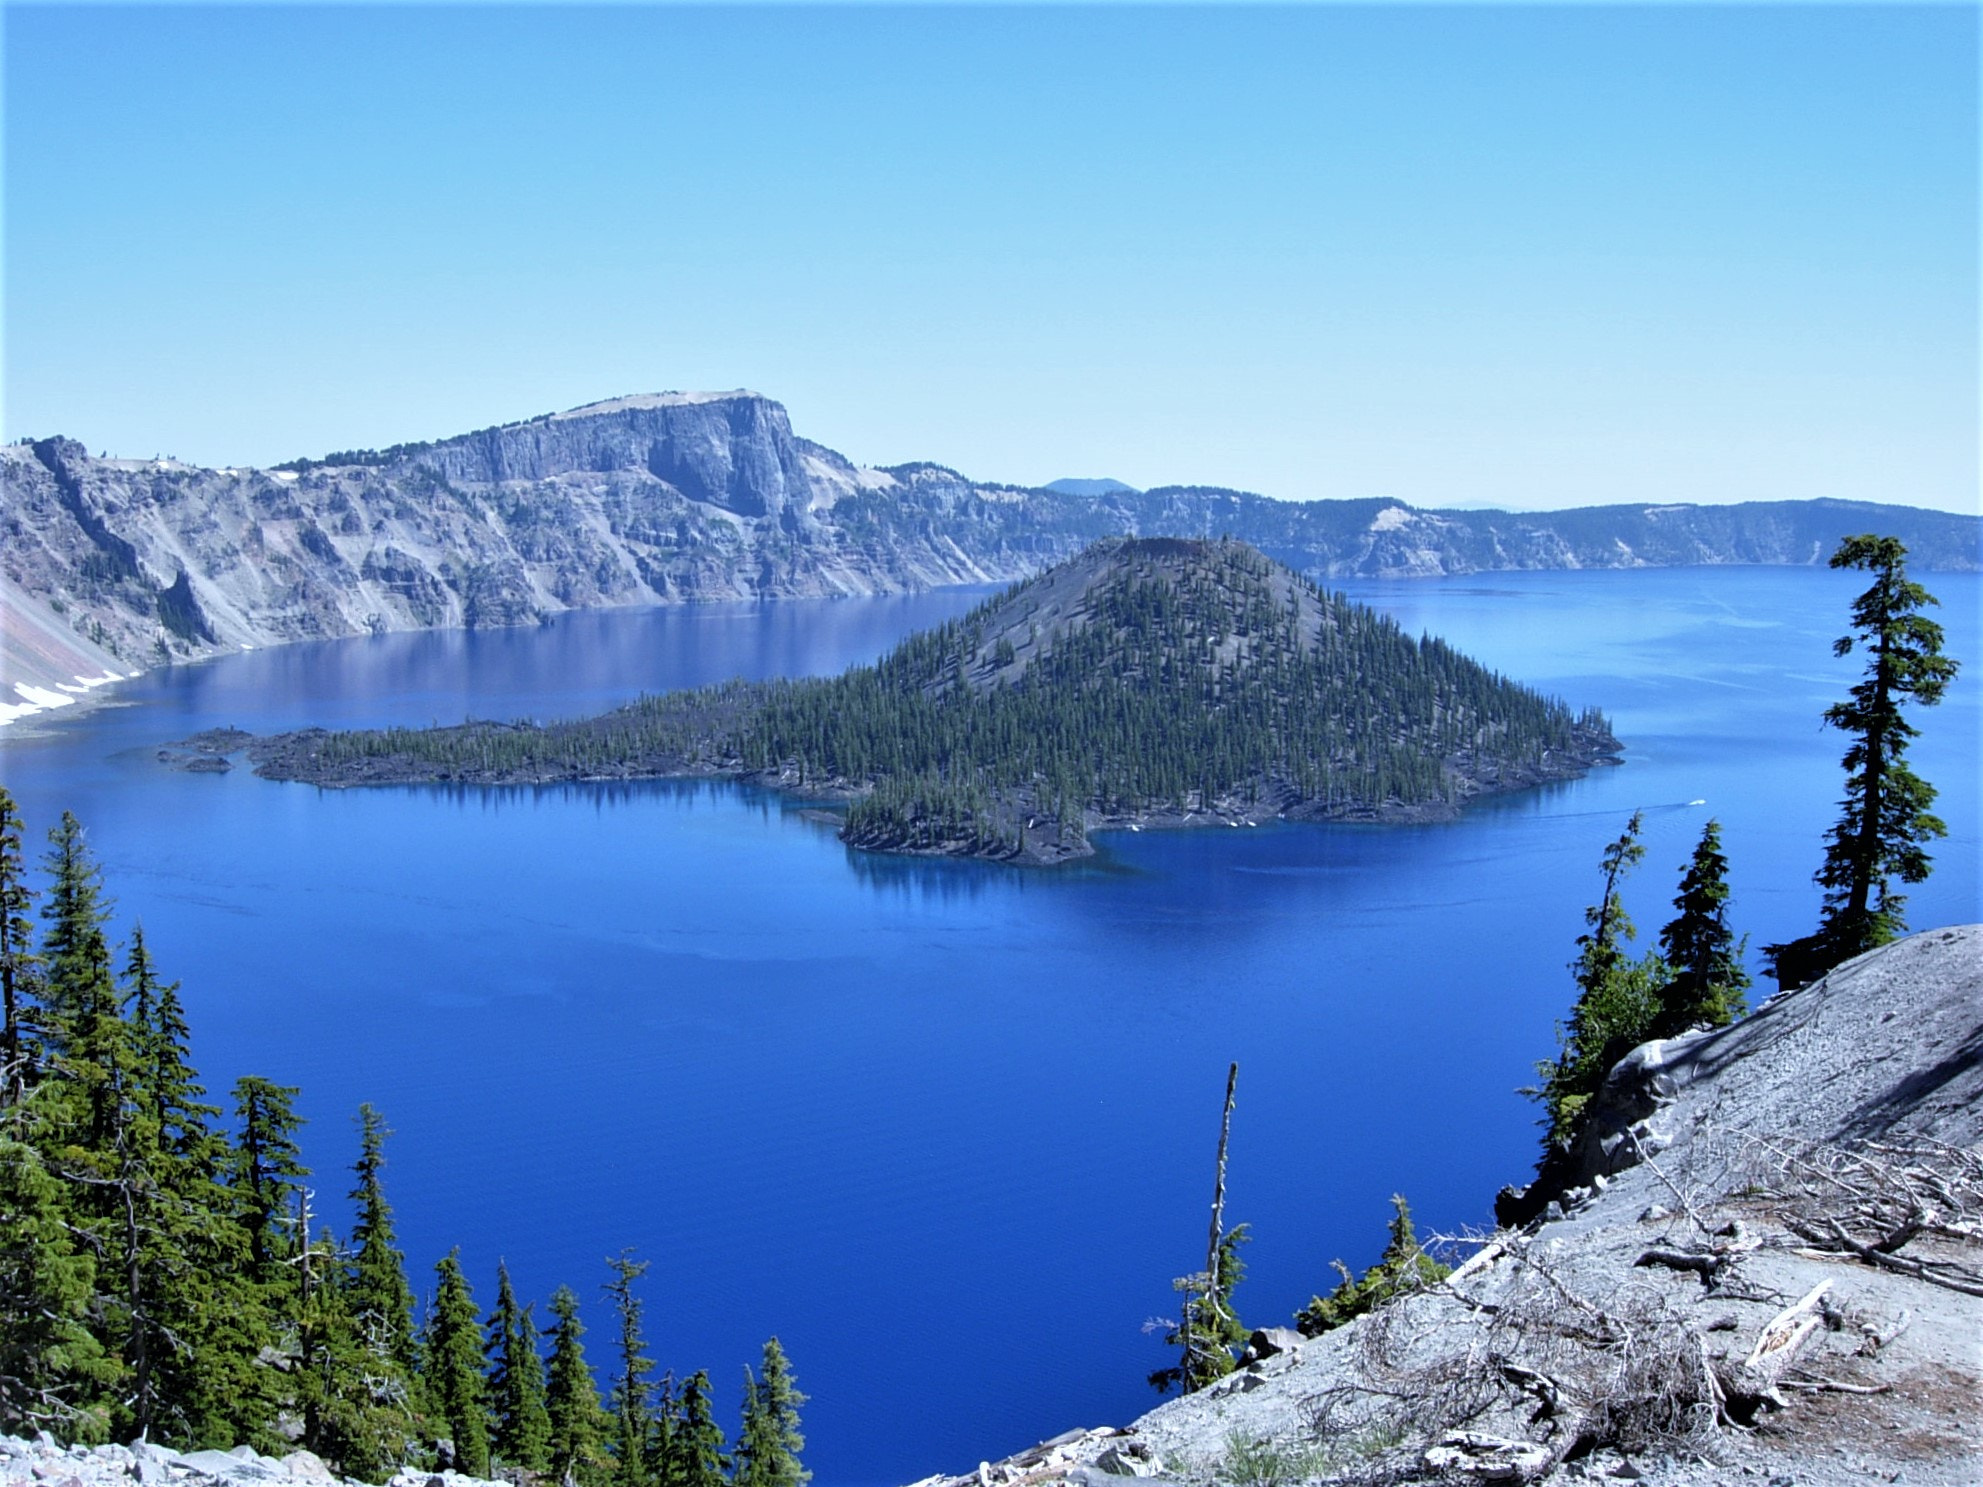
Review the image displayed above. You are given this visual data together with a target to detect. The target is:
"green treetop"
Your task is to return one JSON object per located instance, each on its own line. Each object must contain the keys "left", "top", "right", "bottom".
{"left": 346, "top": 1104, "right": 418, "bottom": 1380}
{"left": 1652, "top": 819, "right": 1749, "bottom": 1038}
{"left": 125, "top": 931, "right": 224, "bottom": 1179}
{"left": 229, "top": 1076, "right": 308, "bottom": 1285}
{"left": 602, "top": 1250, "right": 656, "bottom": 1487}
{"left": 38, "top": 815, "right": 126, "bottom": 1066}
{"left": 664, "top": 1370, "right": 728, "bottom": 1487}
{"left": 425, "top": 1249, "right": 490, "bottom": 1476}
{"left": 733, "top": 1338, "right": 808, "bottom": 1487}
{"left": 0, "top": 788, "right": 40, "bottom": 1105}
{"left": 1808, "top": 535, "right": 1959, "bottom": 968}
{"left": 545, "top": 1284, "right": 606, "bottom": 1485}
{"left": 1536, "top": 811, "right": 1668, "bottom": 1148}
{"left": 486, "top": 1262, "right": 551, "bottom": 1474}
{"left": 1296, "top": 1195, "right": 1450, "bottom": 1336}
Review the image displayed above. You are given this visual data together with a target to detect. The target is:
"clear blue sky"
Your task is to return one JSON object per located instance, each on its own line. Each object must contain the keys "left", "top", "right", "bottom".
{"left": 4, "top": 3, "right": 1977, "bottom": 512}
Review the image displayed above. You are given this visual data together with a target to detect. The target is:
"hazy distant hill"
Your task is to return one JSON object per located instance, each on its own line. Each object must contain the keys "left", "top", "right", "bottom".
{"left": 5, "top": 391, "right": 1977, "bottom": 691}
{"left": 250, "top": 538, "right": 1619, "bottom": 862}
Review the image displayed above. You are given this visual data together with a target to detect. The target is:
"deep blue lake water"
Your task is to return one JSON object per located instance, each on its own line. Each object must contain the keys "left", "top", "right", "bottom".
{"left": 1, "top": 567, "right": 1977, "bottom": 1485}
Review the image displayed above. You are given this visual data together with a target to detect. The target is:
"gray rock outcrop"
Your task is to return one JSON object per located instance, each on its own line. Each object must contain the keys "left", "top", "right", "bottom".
{"left": 0, "top": 1436, "right": 507, "bottom": 1487}
{"left": 911, "top": 925, "right": 1983, "bottom": 1487}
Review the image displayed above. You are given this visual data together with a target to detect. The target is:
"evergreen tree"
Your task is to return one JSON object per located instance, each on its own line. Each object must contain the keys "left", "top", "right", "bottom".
{"left": 1535, "top": 812, "right": 1669, "bottom": 1148}
{"left": 123, "top": 932, "right": 223, "bottom": 1163}
{"left": 602, "top": 1251, "right": 656, "bottom": 1487}
{"left": 1296, "top": 1195, "right": 1450, "bottom": 1336}
{"left": 38, "top": 820, "right": 131, "bottom": 1158}
{"left": 347, "top": 1104, "right": 418, "bottom": 1381}
{"left": 0, "top": 1078, "right": 109, "bottom": 1439}
{"left": 664, "top": 1371, "right": 727, "bottom": 1487}
{"left": 733, "top": 1339, "right": 808, "bottom": 1487}
{"left": 1780, "top": 536, "right": 1960, "bottom": 977}
{"left": 426, "top": 1250, "right": 490, "bottom": 1476}
{"left": 646, "top": 1377, "right": 682, "bottom": 1487}
{"left": 487, "top": 1262, "right": 551, "bottom": 1473}
{"left": 109, "top": 929, "right": 242, "bottom": 1445}
{"left": 37, "top": 813, "right": 114, "bottom": 1051}
{"left": 230, "top": 1076, "right": 308, "bottom": 1283}
{"left": 292, "top": 1108, "right": 422, "bottom": 1479}
{"left": 545, "top": 1284, "right": 605, "bottom": 1486}
{"left": 1653, "top": 820, "right": 1749, "bottom": 1038}
{"left": 0, "top": 789, "right": 39, "bottom": 1106}
{"left": 299, "top": 1224, "right": 410, "bottom": 1482}
{"left": 1147, "top": 1225, "right": 1249, "bottom": 1395}
{"left": 123, "top": 945, "right": 272, "bottom": 1449}
{"left": 27, "top": 823, "right": 142, "bottom": 1439}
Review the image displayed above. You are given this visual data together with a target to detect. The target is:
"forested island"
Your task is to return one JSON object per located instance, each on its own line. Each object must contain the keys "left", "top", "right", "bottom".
{"left": 246, "top": 539, "right": 1620, "bottom": 862}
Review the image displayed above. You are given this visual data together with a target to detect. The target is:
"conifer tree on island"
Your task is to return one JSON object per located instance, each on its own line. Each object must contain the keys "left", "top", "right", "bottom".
{"left": 1771, "top": 535, "right": 1958, "bottom": 985}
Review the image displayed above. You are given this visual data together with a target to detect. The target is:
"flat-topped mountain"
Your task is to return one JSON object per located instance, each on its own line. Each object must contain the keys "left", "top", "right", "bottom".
{"left": 5, "top": 391, "right": 1978, "bottom": 697}
{"left": 247, "top": 538, "right": 1619, "bottom": 861}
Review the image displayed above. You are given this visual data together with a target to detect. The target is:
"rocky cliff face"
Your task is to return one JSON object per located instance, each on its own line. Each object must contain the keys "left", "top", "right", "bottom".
{"left": 910, "top": 926, "right": 1983, "bottom": 1487}
{"left": 5, "top": 392, "right": 1978, "bottom": 698}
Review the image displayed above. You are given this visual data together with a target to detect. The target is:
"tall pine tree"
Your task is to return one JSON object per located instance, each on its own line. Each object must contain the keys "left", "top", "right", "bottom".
{"left": 0, "top": 788, "right": 39, "bottom": 1105}
{"left": 602, "top": 1251, "right": 656, "bottom": 1487}
{"left": 230, "top": 1076, "right": 308, "bottom": 1284}
{"left": 38, "top": 814, "right": 113, "bottom": 1053}
{"left": 734, "top": 1339, "right": 808, "bottom": 1487}
{"left": 665, "top": 1371, "right": 727, "bottom": 1487}
{"left": 487, "top": 1262, "right": 551, "bottom": 1474}
{"left": 1802, "top": 536, "right": 1959, "bottom": 972}
{"left": 545, "top": 1284, "right": 605, "bottom": 1486}
{"left": 1536, "top": 812, "right": 1669, "bottom": 1147}
{"left": 1653, "top": 820, "right": 1749, "bottom": 1038}
{"left": 120, "top": 925, "right": 269, "bottom": 1452}
{"left": 347, "top": 1104, "right": 418, "bottom": 1382}
{"left": 426, "top": 1250, "right": 490, "bottom": 1476}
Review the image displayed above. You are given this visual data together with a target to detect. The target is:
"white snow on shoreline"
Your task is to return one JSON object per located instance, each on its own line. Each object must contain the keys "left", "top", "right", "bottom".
{"left": 0, "top": 672, "right": 127, "bottom": 728}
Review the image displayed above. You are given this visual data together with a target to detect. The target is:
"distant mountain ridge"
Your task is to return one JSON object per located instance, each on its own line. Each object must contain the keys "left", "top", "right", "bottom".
{"left": 4, "top": 391, "right": 1977, "bottom": 694}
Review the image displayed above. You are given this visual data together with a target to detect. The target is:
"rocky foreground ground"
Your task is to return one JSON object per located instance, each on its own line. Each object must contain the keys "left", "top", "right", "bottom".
{"left": 0, "top": 1438, "right": 504, "bottom": 1487}
{"left": 4, "top": 928, "right": 1976, "bottom": 1487}
{"left": 909, "top": 925, "right": 1982, "bottom": 1487}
